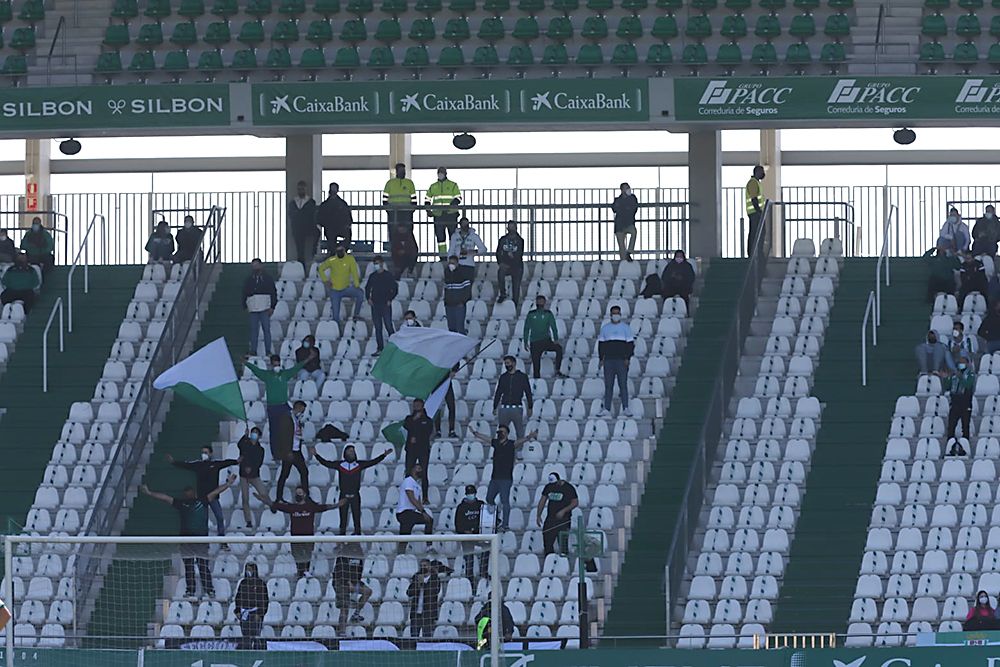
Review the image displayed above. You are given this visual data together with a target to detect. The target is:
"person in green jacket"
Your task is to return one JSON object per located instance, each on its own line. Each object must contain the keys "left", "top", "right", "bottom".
{"left": 246, "top": 354, "right": 306, "bottom": 461}
{"left": 946, "top": 357, "right": 976, "bottom": 455}
{"left": 523, "top": 294, "right": 564, "bottom": 380}
{"left": 20, "top": 217, "right": 55, "bottom": 273}
{"left": 1, "top": 252, "right": 40, "bottom": 313}
{"left": 923, "top": 242, "right": 960, "bottom": 303}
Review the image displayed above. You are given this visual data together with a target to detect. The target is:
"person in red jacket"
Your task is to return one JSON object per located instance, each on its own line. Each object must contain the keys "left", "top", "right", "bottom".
{"left": 965, "top": 590, "right": 996, "bottom": 630}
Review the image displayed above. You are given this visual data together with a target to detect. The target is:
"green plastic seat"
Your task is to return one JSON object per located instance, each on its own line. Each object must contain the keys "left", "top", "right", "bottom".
{"left": 265, "top": 46, "right": 291, "bottom": 67}
{"left": 178, "top": 0, "right": 205, "bottom": 16}
{"left": 203, "top": 21, "right": 231, "bottom": 45}
{"left": 237, "top": 20, "right": 265, "bottom": 45}
{"left": 482, "top": 0, "right": 508, "bottom": 13}
{"left": 754, "top": 14, "right": 780, "bottom": 38}
{"left": 10, "top": 26, "right": 34, "bottom": 50}
{"left": 507, "top": 43, "right": 533, "bottom": 65}
{"left": 2, "top": 54, "right": 26, "bottom": 75}
{"left": 402, "top": 44, "right": 429, "bottom": 65}
{"left": 827, "top": 0, "right": 852, "bottom": 8}
{"left": 959, "top": 0, "right": 983, "bottom": 7}
{"left": 785, "top": 42, "right": 811, "bottom": 65}
{"left": 333, "top": 45, "right": 360, "bottom": 66}
{"left": 918, "top": 41, "right": 944, "bottom": 63}
{"left": 652, "top": 15, "right": 678, "bottom": 39}
{"left": 616, "top": 15, "right": 642, "bottom": 40}
{"left": 128, "top": 50, "right": 155, "bottom": 72}
{"left": 610, "top": 43, "right": 636, "bottom": 64}
{"left": 443, "top": 17, "right": 470, "bottom": 41}
{"left": 346, "top": 0, "right": 374, "bottom": 14}
{"left": 759, "top": 0, "right": 786, "bottom": 10}
{"left": 819, "top": 41, "right": 845, "bottom": 63}
{"left": 721, "top": 15, "right": 746, "bottom": 37}
{"left": 380, "top": 0, "right": 406, "bottom": 14}
{"left": 691, "top": 0, "right": 717, "bottom": 10}
{"left": 210, "top": 0, "right": 237, "bottom": 16}
{"left": 314, "top": 0, "right": 340, "bottom": 15}
{"left": 750, "top": 41, "right": 777, "bottom": 65}
{"left": 272, "top": 19, "right": 299, "bottom": 43}
{"left": 988, "top": 41, "right": 1000, "bottom": 66}
{"left": 197, "top": 49, "right": 223, "bottom": 70}
{"left": 472, "top": 44, "right": 498, "bottom": 65}
{"left": 300, "top": 46, "right": 326, "bottom": 67}
{"left": 513, "top": 17, "right": 538, "bottom": 40}
{"left": 170, "top": 21, "right": 197, "bottom": 46}
{"left": 920, "top": 14, "right": 946, "bottom": 38}
{"left": 681, "top": 42, "right": 707, "bottom": 64}
{"left": 793, "top": 0, "right": 818, "bottom": 8}
{"left": 245, "top": 0, "right": 273, "bottom": 15}
{"left": 656, "top": 0, "right": 682, "bottom": 9}
{"left": 279, "top": 0, "right": 306, "bottom": 14}
{"left": 163, "top": 49, "right": 190, "bottom": 71}
{"left": 438, "top": 44, "right": 464, "bottom": 66}
{"left": 96, "top": 51, "right": 123, "bottom": 73}
{"left": 621, "top": 0, "right": 648, "bottom": 11}
{"left": 546, "top": 15, "right": 573, "bottom": 40}
{"left": 824, "top": 13, "right": 850, "bottom": 37}
{"left": 551, "top": 0, "right": 578, "bottom": 11}
{"left": 143, "top": 0, "right": 169, "bottom": 18}
{"left": 409, "top": 17, "right": 435, "bottom": 42}
{"left": 954, "top": 40, "right": 978, "bottom": 66}
{"left": 231, "top": 48, "right": 258, "bottom": 69}
{"left": 306, "top": 19, "right": 333, "bottom": 43}
{"left": 111, "top": 0, "right": 138, "bottom": 20}
{"left": 586, "top": 0, "right": 612, "bottom": 11}
{"left": 375, "top": 18, "right": 401, "bottom": 41}
{"left": 136, "top": 22, "right": 163, "bottom": 46}
{"left": 991, "top": 15, "right": 1000, "bottom": 36}
{"left": 448, "top": 0, "right": 475, "bottom": 14}
{"left": 477, "top": 16, "right": 504, "bottom": 41}
{"left": 368, "top": 44, "right": 394, "bottom": 66}
{"left": 340, "top": 18, "right": 367, "bottom": 42}
{"left": 924, "top": 0, "right": 948, "bottom": 8}
{"left": 725, "top": 0, "right": 752, "bottom": 10}
{"left": 646, "top": 43, "right": 672, "bottom": 64}
{"left": 518, "top": 0, "right": 544, "bottom": 13}
{"left": 956, "top": 13, "right": 981, "bottom": 37}
{"left": 541, "top": 43, "right": 568, "bottom": 64}
{"left": 685, "top": 15, "right": 712, "bottom": 39}
{"left": 581, "top": 16, "right": 608, "bottom": 39}
{"left": 415, "top": 0, "right": 441, "bottom": 12}
{"left": 789, "top": 14, "right": 815, "bottom": 37}
{"left": 716, "top": 41, "right": 742, "bottom": 65}
{"left": 104, "top": 24, "right": 131, "bottom": 48}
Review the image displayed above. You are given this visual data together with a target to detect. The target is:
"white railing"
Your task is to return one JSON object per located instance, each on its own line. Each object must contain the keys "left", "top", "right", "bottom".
{"left": 875, "top": 203, "right": 897, "bottom": 326}
{"left": 861, "top": 291, "right": 877, "bottom": 387}
{"left": 42, "top": 297, "right": 64, "bottom": 392}
{"left": 66, "top": 213, "right": 106, "bottom": 333}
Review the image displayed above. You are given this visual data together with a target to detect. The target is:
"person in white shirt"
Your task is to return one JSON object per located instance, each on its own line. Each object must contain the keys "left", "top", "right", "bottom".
{"left": 396, "top": 464, "right": 433, "bottom": 553}
{"left": 276, "top": 400, "right": 310, "bottom": 502}
{"left": 598, "top": 305, "right": 636, "bottom": 417}
{"left": 447, "top": 218, "right": 488, "bottom": 277}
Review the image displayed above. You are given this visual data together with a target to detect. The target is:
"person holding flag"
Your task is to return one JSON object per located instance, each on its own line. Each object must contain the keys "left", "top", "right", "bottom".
{"left": 153, "top": 337, "right": 248, "bottom": 424}
{"left": 403, "top": 399, "right": 434, "bottom": 498}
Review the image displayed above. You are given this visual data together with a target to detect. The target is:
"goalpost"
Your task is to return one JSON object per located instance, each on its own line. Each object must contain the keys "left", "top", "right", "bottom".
{"left": 3, "top": 533, "right": 503, "bottom": 667}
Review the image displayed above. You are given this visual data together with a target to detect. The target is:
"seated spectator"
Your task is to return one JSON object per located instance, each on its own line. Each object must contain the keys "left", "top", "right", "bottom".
{"left": 1, "top": 252, "right": 39, "bottom": 313}
{"left": 973, "top": 206, "right": 1000, "bottom": 256}
{"left": 173, "top": 215, "right": 203, "bottom": 263}
{"left": 965, "top": 591, "right": 996, "bottom": 631}
{"left": 295, "top": 334, "right": 326, "bottom": 385}
{"left": 390, "top": 223, "right": 418, "bottom": 278}
{"left": 947, "top": 357, "right": 976, "bottom": 454}
{"left": 639, "top": 272, "right": 662, "bottom": 300}
{"left": 661, "top": 250, "right": 696, "bottom": 305}
{"left": 979, "top": 301, "right": 1000, "bottom": 353}
{"left": 475, "top": 600, "right": 516, "bottom": 648}
{"left": 0, "top": 229, "right": 15, "bottom": 263}
{"left": 940, "top": 207, "right": 971, "bottom": 254}
{"left": 145, "top": 220, "right": 175, "bottom": 262}
{"left": 950, "top": 321, "right": 980, "bottom": 362}
{"left": 959, "top": 253, "right": 988, "bottom": 307}
{"left": 20, "top": 217, "right": 54, "bottom": 273}
{"left": 923, "top": 242, "right": 960, "bottom": 303}
{"left": 401, "top": 309, "right": 422, "bottom": 328}
{"left": 915, "top": 330, "right": 956, "bottom": 376}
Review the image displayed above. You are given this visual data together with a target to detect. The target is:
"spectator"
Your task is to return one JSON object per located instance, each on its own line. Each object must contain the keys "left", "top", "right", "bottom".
{"left": 390, "top": 223, "right": 419, "bottom": 278}
{"left": 243, "top": 258, "right": 278, "bottom": 357}
{"left": 140, "top": 474, "right": 235, "bottom": 597}
{"left": 598, "top": 305, "right": 635, "bottom": 418}
{"left": 523, "top": 295, "right": 564, "bottom": 379}
{"left": 173, "top": 215, "right": 203, "bottom": 264}
{"left": 383, "top": 163, "right": 417, "bottom": 239}
{"left": 472, "top": 425, "right": 536, "bottom": 532}
{"left": 946, "top": 357, "right": 976, "bottom": 454}
{"left": 234, "top": 562, "right": 268, "bottom": 650}
{"left": 246, "top": 354, "right": 305, "bottom": 461}
{"left": 745, "top": 165, "right": 766, "bottom": 256}
{"left": 333, "top": 543, "right": 372, "bottom": 632}
{"left": 455, "top": 484, "right": 488, "bottom": 580}
{"left": 403, "top": 399, "right": 434, "bottom": 497}
{"left": 922, "top": 243, "right": 960, "bottom": 303}
{"left": 275, "top": 400, "right": 311, "bottom": 502}
{"left": 313, "top": 445, "right": 390, "bottom": 535}
{"left": 257, "top": 485, "right": 341, "bottom": 578}
{"left": 0, "top": 229, "right": 14, "bottom": 262}
{"left": 319, "top": 243, "right": 364, "bottom": 323}
{"left": 493, "top": 355, "right": 532, "bottom": 439}
{"left": 448, "top": 218, "right": 487, "bottom": 277}
{"left": 959, "top": 253, "right": 988, "bottom": 306}
{"left": 315, "top": 182, "right": 353, "bottom": 252}
{"left": 20, "top": 217, "right": 54, "bottom": 273}
{"left": 915, "top": 330, "right": 956, "bottom": 376}
{"left": 612, "top": 182, "right": 639, "bottom": 262}
{"left": 972, "top": 206, "right": 1000, "bottom": 256}
{"left": 145, "top": 220, "right": 175, "bottom": 263}
{"left": 661, "top": 250, "right": 696, "bottom": 306}
{"left": 979, "top": 301, "right": 1000, "bottom": 353}
{"left": 496, "top": 221, "right": 525, "bottom": 305}
{"left": 950, "top": 321, "right": 980, "bottom": 361}
{"left": 288, "top": 180, "right": 319, "bottom": 265}
{"left": 940, "top": 207, "right": 971, "bottom": 255}
{"left": 294, "top": 335, "right": 325, "bottom": 385}
{"left": 237, "top": 427, "right": 270, "bottom": 530}
{"left": 407, "top": 559, "right": 452, "bottom": 638}
{"left": 535, "top": 472, "right": 578, "bottom": 555}
{"left": 166, "top": 447, "right": 239, "bottom": 538}
{"left": 1, "top": 252, "right": 39, "bottom": 313}
{"left": 433, "top": 365, "right": 458, "bottom": 438}
{"left": 426, "top": 167, "right": 462, "bottom": 259}
{"left": 365, "top": 255, "right": 398, "bottom": 355}
{"left": 965, "top": 591, "right": 996, "bottom": 631}
{"left": 396, "top": 464, "right": 433, "bottom": 552}
{"left": 402, "top": 309, "right": 422, "bottom": 328}
{"left": 443, "top": 255, "right": 472, "bottom": 335}
{"left": 475, "top": 601, "right": 515, "bottom": 648}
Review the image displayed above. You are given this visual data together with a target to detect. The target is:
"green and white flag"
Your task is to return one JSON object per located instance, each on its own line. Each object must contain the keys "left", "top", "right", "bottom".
{"left": 153, "top": 337, "right": 247, "bottom": 421}
{"left": 381, "top": 420, "right": 407, "bottom": 454}
{"left": 372, "top": 326, "right": 478, "bottom": 400}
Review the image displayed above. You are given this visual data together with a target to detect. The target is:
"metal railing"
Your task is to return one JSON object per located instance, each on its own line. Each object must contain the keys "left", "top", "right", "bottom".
{"left": 41, "top": 297, "right": 63, "bottom": 393}
{"left": 663, "top": 200, "right": 774, "bottom": 640}
{"left": 767, "top": 200, "right": 856, "bottom": 258}
{"left": 861, "top": 291, "right": 877, "bottom": 387}
{"left": 875, "top": 203, "right": 897, "bottom": 326}
{"left": 66, "top": 214, "right": 106, "bottom": 333}
{"left": 0, "top": 210, "right": 69, "bottom": 264}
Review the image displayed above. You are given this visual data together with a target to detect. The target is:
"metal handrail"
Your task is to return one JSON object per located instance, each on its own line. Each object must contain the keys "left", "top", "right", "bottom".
{"left": 66, "top": 213, "right": 106, "bottom": 333}
{"left": 764, "top": 200, "right": 855, "bottom": 256}
{"left": 42, "top": 297, "right": 63, "bottom": 393}
{"left": 0, "top": 211, "right": 70, "bottom": 264}
{"left": 875, "top": 203, "right": 897, "bottom": 326}
{"left": 861, "top": 291, "right": 876, "bottom": 387}
{"left": 874, "top": 4, "right": 886, "bottom": 73}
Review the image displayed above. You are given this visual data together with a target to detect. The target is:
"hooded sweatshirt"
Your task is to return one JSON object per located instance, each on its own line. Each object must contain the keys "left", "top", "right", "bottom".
{"left": 448, "top": 227, "right": 487, "bottom": 268}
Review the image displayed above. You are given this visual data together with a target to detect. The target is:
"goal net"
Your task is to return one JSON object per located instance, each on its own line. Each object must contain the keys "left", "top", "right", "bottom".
{"left": 2, "top": 534, "right": 508, "bottom": 667}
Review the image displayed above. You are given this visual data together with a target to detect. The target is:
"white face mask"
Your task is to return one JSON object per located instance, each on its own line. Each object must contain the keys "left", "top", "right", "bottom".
{"left": 448, "top": 264, "right": 457, "bottom": 271}
{"left": 201, "top": 453, "right": 210, "bottom": 461}
{"left": 465, "top": 494, "right": 476, "bottom": 501}
{"left": 954, "top": 330, "right": 962, "bottom": 339}
{"left": 981, "top": 596, "right": 989, "bottom": 604}
{"left": 989, "top": 213, "right": 996, "bottom": 220}
{"left": 548, "top": 474, "right": 558, "bottom": 483}
{"left": 184, "top": 221, "right": 193, "bottom": 228}
{"left": 948, "top": 215, "right": 959, "bottom": 224}
{"left": 375, "top": 263, "right": 384, "bottom": 272}
{"left": 404, "top": 319, "right": 416, "bottom": 327}
{"left": 437, "top": 173, "right": 446, "bottom": 181}
{"left": 611, "top": 314, "right": 621, "bottom": 323}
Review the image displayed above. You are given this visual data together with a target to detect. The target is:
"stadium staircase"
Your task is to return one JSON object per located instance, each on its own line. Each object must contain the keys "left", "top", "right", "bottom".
{"left": 771, "top": 257, "right": 929, "bottom": 633}
{"left": 849, "top": 0, "right": 920, "bottom": 74}
{"left": 605, "top": 258, "right": 746, "bottom": 639}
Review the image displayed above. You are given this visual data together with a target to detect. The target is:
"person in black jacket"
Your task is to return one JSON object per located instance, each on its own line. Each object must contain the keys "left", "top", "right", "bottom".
{"left": 612, "top": 183, "right": 639, "bottom": 262}
{"left": 234, "top": 562, "right": 268, "bottom": 649}
{"left": 496, "top": 222, "right": 524, "bottom": 305}
{"left": 365, "top": 256, "right": 398, "bottom": 354}
{"left": 166, "top": 447, "right": 239, "bottom": 537}
{"left": 287, "top": 181, "right": 318, "bottom": 264}
{"left": 145, "top": 220, "right": 175, "bottom": 263}
{"left": 455, "top": 484, "right": 488, "bottom": 579}
{"left": 979, "top": 300, "right": 1000, "bottom": 353}
{"left": 408, "top": 559, "right": 453, "bottom": 638}
{"left": 443, "top": 256, "right": 472, "bottom": 335}
{"left": 0, "top": 229, "right": 16, "bottom": 263}
{"left": 294, "top": 334, "right": 325, "bottom": 385}
{"left": 959, "top": 253, "right": 989, "bottom": 308}
{"left": 172, "top": 215, "right": 203, "bottom": 264}
{"left": 237, "top": 427, "right": 270, "bottom": 530}
{"left": 493, "top": 355, "right": 533, "bottom": 439}
{"left": 243, "top": 258, "right": 278, "bottom": 357}
{"left": 315, "top": 182, "right": 353, "bottom": 252}
{"left": 661, "top": 250, "right": 696, "bottom": 306}
{"left": 313, "top": 445, "right": 390, "bottom": 535}
{"left": 403, "top": 399, "right": 434, "bottom": 497}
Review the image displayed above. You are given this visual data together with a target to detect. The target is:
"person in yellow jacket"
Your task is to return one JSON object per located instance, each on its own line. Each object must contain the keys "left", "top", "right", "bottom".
{"left": 318, "top": 242, "right": 364, "bottom": 322}
{"left": 383, "top": 162, "right": 417, "bottom": 243}
{"left": 426, "top": 167, "right": 462, "bottom": 259}
{"left": 745, "top": 164, "right": 766, "bottom": 256}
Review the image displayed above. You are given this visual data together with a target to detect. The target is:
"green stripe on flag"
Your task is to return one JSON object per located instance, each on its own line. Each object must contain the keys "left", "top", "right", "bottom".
{"left": 382, "top": 420, "right": 406, "bottom": 456}
{"left": 173, "top": 381, "right": 247, "bottom": 421}
{"left": 372, "top": 343, "right": 452, "bottom": 399}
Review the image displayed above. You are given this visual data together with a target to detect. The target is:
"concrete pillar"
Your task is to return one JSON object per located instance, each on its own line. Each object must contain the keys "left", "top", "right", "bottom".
{"left": 285, "top": 134, "right": 322, "bottom": 262}
{"left": 687, "top": 130, "right": 722, "bottom": 259}
{"left": 23, "top": 139, "right": 50, "bottom": 226}
{"left": 389, "top": 133, "right": 411, "bottom": 174}
{"left": 759, "top": 129, "right": 782, "bottom": 256}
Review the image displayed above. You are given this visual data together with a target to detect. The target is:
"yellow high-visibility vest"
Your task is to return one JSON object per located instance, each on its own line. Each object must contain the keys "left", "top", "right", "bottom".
{"left": 745, "top": 177, "right": 761, "bottom": 215}
{"left": 384, "top": 177, "right": 416, "bottom": 206}
{"left": 426, "top": 179, "right": 461, "bottom": 217}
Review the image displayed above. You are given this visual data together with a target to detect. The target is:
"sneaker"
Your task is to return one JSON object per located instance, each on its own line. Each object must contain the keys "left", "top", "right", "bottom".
{"left": 556, "top": 372, "right": 567, "bottom": 379}
{"left": 220, "top": 543, "right": 230, "bottom": 551}
{"left": 300, "top": 570, "right": 311, "bottom": 578}
{"left": 625, "top": 254, "right": 634, "bottom": 262}
{"left": 600, "top": 409, "right": 611, "bottom": 418}
{"left": 349, "top": 612, "right": 364, "bottom": 623}
{"left": 374, "top": 349, "right": 382, "bottom": 357}
{"left": 448, "top": 430, "right": 458, "bottom": 438}
{"left": 623, "top": 408, "right": 634, "bottom": 418}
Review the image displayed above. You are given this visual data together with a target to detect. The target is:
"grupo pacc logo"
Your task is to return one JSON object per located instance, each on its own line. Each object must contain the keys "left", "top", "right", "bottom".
{"left": 692, "top": 80, "right": 793, "bottom": 117}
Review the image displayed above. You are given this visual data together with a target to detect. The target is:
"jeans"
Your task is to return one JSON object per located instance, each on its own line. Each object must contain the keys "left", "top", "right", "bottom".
{"left": 296, "top": 368, "right": 327, "bottom": 385}
{"left": 615, "top": 226, "right": 637, "bottom": 261}
{"left": 603, "top": 359, "right": 629, "bottom": 411}
{"left": 240, "top": 613, "right": 264, "bottom": 650}
{"left": 209, "top": 497, "right": 227, "bottom": 537}
{"left": 497, "top": 262, "right": 523, "bottom": 304}
{"left": 339, "top": 493, "right": 362, "bottom": 535}
{"left": 542, "top": 517, "right": 570, "bottom": 555}
{"left": 182, "top": 556, "right": 214, "bottom": 597}
{"left": 486, "top": 479, "right": 513, "bottom": 528}
{"left": 248, "top": 311, "right": 272, "bottom": 356}
{"left": 276, "top": 450, "right": 310, "bottom": 502}
{"left": 405, "top": 445, "right": 430, "bottom": 497}
{"left": 266, "top": 403, "right": 292, "bottom": 461}
{"left": 948, "top": 402, "right": 972, "bottom": 441}
{"left": 446, "top": 303, "right": 467, "bottom": 334}
{"left": 1, "top": 289, "right": 35, "bottom": 314}
{"left": 497, "top": 406, "right": 525, "bottom": 439}
{"left": 372, "top": 302, "right": 394, "bottom": 349}
{"left": 529, "top": 340, "right": 563, "bottom": 378}
{"left": 328, "top": 286, "right": 365, "bottom": 322}
{"left": 239, "top": 475, "right": 271, "bottom": 529}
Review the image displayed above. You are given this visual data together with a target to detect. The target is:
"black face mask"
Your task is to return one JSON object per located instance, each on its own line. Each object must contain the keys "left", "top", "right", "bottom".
{"left": 928, "top": 335, "right": 938, "bottom": 345}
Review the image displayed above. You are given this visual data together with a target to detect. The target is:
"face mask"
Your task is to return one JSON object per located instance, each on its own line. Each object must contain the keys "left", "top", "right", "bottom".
{"left": 337, "top": 250, "right": 345, "bottom": 258}
{"left": 624, "top": 188, "right": 631, "bottom": 196}
{"left": 981, "top": 596, "right": 989, "bottom": 604}
{"left": 674, "top": 256, "right": 684, "bottom": 263}
{"left": 245, "top": 569, "right": 255, "bottom": 577}
{"left": 437, "top": 174, "right": 446, "bottom": 181}
{"left": 272, "top": 364, "right": 281, "bottom": 370}
{"left": 185, "top": 221, "right": 193, "bottom": 228}
{"left": 375, "top": 263, "right": 384, "bottom": 272}
{"left": 959, "top": 363, "right": 968, "bottom": 371}
{"left": 954, "top": 330, "right": 962, "bottom": 339}
{"left": 31, "top": 224, "right": 40, "bottom": 232}
{"left": 201, "top": 453, "right": 210, "bottom": 461}
{"left": 949, "top": 215, "right": 958, "bottom": 224}
{"left": 548, "top": 474, "right": 558, "bottom": 483}
{"left": 249, "top": 432, "right": 260, "bottom": 441}
{"left": 611, "top": 314, "right": 621, "bottom": 323}
{"left": 448, "top": 264, "right": 457, "bottom": 271}
{"left": 404, "top": 319, "right": 416, "bottom": 327}
{"left": 465, "top": 494, "right": 476, "bottom": 501}
{"left": 302, "top": 340, "right": 311, "bottom": 349}
{"left": 990, "top": 213, "right": 996, "bottom": 220}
